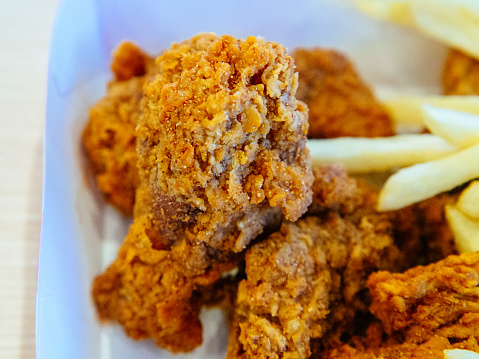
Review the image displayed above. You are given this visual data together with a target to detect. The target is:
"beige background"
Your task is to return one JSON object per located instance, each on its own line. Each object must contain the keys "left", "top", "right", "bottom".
{"left": 0, "top": 0, "right": 59, "bottom": 357}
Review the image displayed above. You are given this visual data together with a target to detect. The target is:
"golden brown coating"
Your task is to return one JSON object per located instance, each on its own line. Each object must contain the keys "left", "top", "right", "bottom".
{"left": 93, "top": 34, "right": 314, "bottom": 353}
{"left": 111, "top": 41, "right": 154, "bottom": 81}
{"left": 443, "top": 48, "right": 479, "bottom": 95}
{"left": 307, "top": 164, "right": 457, "bottom": 268}
{"left": 88, "top": 37, "right": 471, "bottom": 358}
{"left": 226, "top": 164, "right": 404, "bottom": 359}
{"left": 368, "top": 251, "right": 479, "bottom": 341}
{"left": 292, "top": 48, "right": 394, "bottom": 139}
{"left": 92, "top": 215, "right": 238, "bottom": 352}
{"left": 307, "top": 164, "right": 363, "bottom": 215}
{"left": 137, "top": 34, "right": 313, "bottom": 252}
{"left": 323, "top": 252, "right": 479, "bottom": 358}
{"left": 83, "top": 45, "right": 393, "bottom": 217}
{"left": 82, "top": 42, "right": 155, "bottom": 215}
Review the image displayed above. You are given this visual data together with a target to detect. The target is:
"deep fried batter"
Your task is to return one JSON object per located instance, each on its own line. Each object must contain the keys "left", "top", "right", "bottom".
{"left": 443, "top": 48, "right": 479, "bottom": 95}
{"left": 226, "top": 164, "right": 404, "bottom": 359}
{"left": 93, "top": 33, "right": 313, "bottom": 353}
{"left": 82, "top": 42, "right": 155, "bottom": 215}
{"left": 84, "top": 46, "right": 393, "bottom": 216}
{"left": 92, "top": 215, "right": 237, "bottom": 352}
{"left": 292, "top": 48, "right": 394, "bottom": 139}
{"left": 368, "top": 251, "right": 479, "bottom": 341}
{"left": 307, "top": 164, "right": 364, "bottom": 216}
{"left": 323, "top": 252, "right": 479, "bottom": 358}
{"left": 137, "top": 34, "right": 313, "bottom": 252}
{"left": 88, "top": 37, "right": 470, "bottom": 358}
{"left": 307, "top": 165, "right": 458, "bottom": 267}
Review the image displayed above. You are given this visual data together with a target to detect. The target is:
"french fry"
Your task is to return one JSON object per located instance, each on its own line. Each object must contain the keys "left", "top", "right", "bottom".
{"left": 383, "top": 95, "right": 479, "bottom": 131}
{"left": 346, "top": 0, "right": 479, "bottom": 59}
{"left": 307, "top": 134, "right": 457, "bottom": 174}
{"left": 423, "top": 105, "right": 479, "bottom": 148}
{"left": 456, "top": 180, "right": 479, "bottom": 219}
{"left": 444, "top": 349, "right": 479, "bottom": 359}
{"left": 377, "top": 143, "right": 479, "bottom": 211}
{"left": 445, "top": 204, "right": 479, "bottom": 254}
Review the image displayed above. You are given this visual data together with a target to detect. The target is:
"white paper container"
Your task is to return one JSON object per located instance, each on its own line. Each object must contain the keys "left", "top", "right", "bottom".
{"left": 37, "top": 1, "right": 448, "bottom": 358}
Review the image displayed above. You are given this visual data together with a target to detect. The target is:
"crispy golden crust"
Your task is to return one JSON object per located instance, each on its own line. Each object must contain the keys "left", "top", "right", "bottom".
{"left": 88, "top": 38, "right": 471, "bottom": 358}
{"left": 83, "top": 45, "right": 395, "bottom": 216}
{"left": 137, "top": 34, "right": 313, "bottom": 252}
{"left": 92, "top": 215, "right": 238, "bottom": 352}
{"left": 368, "top": 252, "right": 479, "bottom": 340}
{"left": 323, "top": 252, "right": 479, "bottom": 358}
{"left": 111, "top": 41, "right": 153, "bottom": 81}
{"left": 226, "top": 164, "right": 404, "bottom": 359}
{"left": 82, "top": 42, "right": 155, "bottom": 215}
{"left": 93, "top": 34, "right": 314, "bottom": 353}
{"left": 292, "top": 48, "right": 394, "bottom": 139}
{"left": 443, "top": 48, "right": 479, "bottom": 95}
{"left": 307, "top": 163, "right": 363, "bottom": 215}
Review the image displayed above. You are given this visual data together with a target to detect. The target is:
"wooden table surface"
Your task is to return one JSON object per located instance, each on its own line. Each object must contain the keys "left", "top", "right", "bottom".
{"left": 0, "top": 0, "right": 59, "bottom": 357}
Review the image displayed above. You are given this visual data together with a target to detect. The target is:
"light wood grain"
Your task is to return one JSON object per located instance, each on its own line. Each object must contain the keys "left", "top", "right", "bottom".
{"left": 0, "top": 0, "right": 59, "bottom": 357}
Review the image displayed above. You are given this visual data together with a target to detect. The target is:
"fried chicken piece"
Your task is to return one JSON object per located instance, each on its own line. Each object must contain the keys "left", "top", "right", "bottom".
{"left": 84, "top": 45, "right": 392, "bottom": 218}
{"left": 93, "top": 33, "right": 313, "bottom": 353}
{"left": 226, "top": 164, "right": 404, "bottom": 359}
{"left": 92, "top": 215, "right": 238, "bottom": 352}
{"left": 137, "top": 33, "right": 313, "bottom": 252}
{"left": 307, "top": 164, "right": 457, "bottom": 268}
{"left": 443, "top": 48, "right": 479, "bottom": 95}
{"left": 82, "top": 42, "right": 155, "bottom": 215}
{"left": 292, "top": 48, "right": 394, "bottom": 139}
{"left": 368, "top": 251, "right": 479, "bottom": 341}
{"left": 323, "top": 252, "right": 479, "bottom": 358}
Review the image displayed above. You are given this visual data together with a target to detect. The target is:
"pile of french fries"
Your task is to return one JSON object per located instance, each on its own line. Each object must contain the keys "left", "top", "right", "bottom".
{"left": 308, "top": 102, "right": 479, "bottom": 211}
{"left": 378, "top": 104, "right": 479, "bottom": 212}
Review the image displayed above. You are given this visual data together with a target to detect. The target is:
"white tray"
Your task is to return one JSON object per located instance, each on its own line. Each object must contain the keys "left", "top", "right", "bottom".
{"left": 37, "top": 1, "right": 447, "bottom": 358}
